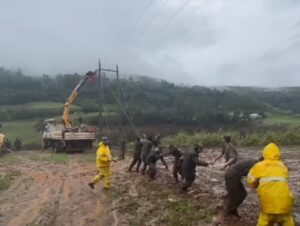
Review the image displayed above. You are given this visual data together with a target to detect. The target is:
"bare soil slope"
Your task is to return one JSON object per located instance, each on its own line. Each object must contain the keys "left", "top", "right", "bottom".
{"left": 0, "top": 152, "right": 114, "bottom": 226}
{"left": 0, "top": 148, "right": 299, "bottom": 226}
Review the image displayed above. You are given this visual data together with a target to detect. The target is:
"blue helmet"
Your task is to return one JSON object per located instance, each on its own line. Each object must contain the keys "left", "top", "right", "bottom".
{"left": 101, "top": 136, "right": 109, "bottom": 142}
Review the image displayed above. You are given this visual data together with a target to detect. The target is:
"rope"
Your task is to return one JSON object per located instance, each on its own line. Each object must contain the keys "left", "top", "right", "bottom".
{"left": 103, "top": 80, "right": 141, "bottom": 137}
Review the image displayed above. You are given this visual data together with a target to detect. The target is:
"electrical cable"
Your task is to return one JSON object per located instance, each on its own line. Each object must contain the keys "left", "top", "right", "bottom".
{"left": 153, "top": 0, "right": 192, "bottom": 39}
{"left": 104, "top": 81, "right": 141, "bottom": 137}
{"left": 123, "top": 0, "right": 154, "bottom": 40}
{"left": 138, "top": 0, "right": 169, "bottom": 38}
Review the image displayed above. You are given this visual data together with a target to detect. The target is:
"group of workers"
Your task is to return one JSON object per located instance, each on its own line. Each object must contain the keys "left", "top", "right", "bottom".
{"left": 88, "top": 135, "right": 295, "bottom": 226}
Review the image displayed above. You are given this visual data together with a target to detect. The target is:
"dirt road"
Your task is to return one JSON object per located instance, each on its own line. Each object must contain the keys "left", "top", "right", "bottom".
{"left": 0, "top": 148, "right": 299, "bottom": 226}
{"left": 0, "top": 152, "right": 114, "bottom": 226}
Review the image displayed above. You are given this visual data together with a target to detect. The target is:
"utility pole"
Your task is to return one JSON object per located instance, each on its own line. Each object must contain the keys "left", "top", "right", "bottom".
{"left": 116, "top": 64, "right": 122, "bottom": 134}
{"left": 98, "top": 61, "right": 125, "bottom": 136}
{"left": 98, "top": 59, "right": 102, "bottom": 138}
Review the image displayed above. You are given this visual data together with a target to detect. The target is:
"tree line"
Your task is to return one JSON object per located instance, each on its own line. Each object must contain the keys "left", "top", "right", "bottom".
{"left": 0, "top": 67, "right": 298, "bottom": 127}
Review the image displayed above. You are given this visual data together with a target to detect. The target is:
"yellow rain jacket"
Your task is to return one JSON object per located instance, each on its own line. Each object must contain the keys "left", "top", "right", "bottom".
{"left": 0, "top": 133, "right": 5, "bottom": 150}
{"left": 247, "top": 143, "right": 293, "bottom": 214}
{"left": 96, "top": 142, "right": 112, "bottom": 168}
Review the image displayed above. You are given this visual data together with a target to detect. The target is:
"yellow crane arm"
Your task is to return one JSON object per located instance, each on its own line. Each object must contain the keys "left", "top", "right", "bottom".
{"left": 62, "top": 90, "right": 78, "bottom": 128}
{"left": 62, "top": 71, "right": 96, "bottom": 129}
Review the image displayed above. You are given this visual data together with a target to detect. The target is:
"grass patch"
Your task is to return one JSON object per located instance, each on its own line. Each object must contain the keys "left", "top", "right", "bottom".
{"left": 163, "top": 126, "right": 300, "bottom": 147}
{"left": 79, "top": 153, "right": 95, "bottom": 163}
{"left": 2, "top": 119, "right": 41, "bottom": 144}
{"left": 47, "top": 153, "right": 69, "bottom": 164}
{"left": 1, "top": 154, "right": 21, "bottom": 163}
{"left": 163, "top": 199, "right": 211, "bottom": 226}
{"left": 264, "top": 113, "right": 300, "bottom": 126}
{"left": 0, "top": 101, "right": 80, "bottom": 111}
{"left": 34, "top": 200, "right": 59, "bottom": 226}
{"left": 28, "top": 154, "right": 46, "bottom": 161}
{"left": 28, "top": 153, "right": 69, "bottom": 164}
{"left": 0, "top": 171, "right": 21, "bottom": 192}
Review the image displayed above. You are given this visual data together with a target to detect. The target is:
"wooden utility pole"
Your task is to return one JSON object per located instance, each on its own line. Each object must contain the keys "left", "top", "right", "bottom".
{"left": 116, "top": 64, "right": 122, "bottom": 134}
{"left": 98, "top": 61, "right": 123, "bottom": 136}
{"left": 98, "top": 59, "right": 102, "bottom": 137}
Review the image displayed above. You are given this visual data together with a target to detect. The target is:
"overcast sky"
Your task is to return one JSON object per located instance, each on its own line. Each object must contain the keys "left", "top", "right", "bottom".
{"left": 1, "top": 0, "right": 300, "bottom": 86}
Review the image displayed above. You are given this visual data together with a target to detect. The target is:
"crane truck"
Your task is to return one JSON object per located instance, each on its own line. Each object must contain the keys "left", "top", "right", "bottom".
{"left": 42, "top": 71, "right": 97, "bottom": 152}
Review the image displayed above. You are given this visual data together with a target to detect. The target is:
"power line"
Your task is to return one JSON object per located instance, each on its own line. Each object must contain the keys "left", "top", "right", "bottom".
{"left": 123, "top": 0, "right": 154, "bottom": 40}
{"left": 103, "top": 79, "right": 141, "bottom": 137}
{"left": 153, "top": 0, "right": 192, "bottom": 39}
{"left": 138, "top": 0, "right": 169, "bottom": 38}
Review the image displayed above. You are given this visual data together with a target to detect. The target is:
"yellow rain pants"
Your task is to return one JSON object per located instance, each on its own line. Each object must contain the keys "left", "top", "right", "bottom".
{"left": 92, "top": 167, "right": 112, "bottom": 188}
{"left": 257, "top": 212, "right": 294, "bottom": 226}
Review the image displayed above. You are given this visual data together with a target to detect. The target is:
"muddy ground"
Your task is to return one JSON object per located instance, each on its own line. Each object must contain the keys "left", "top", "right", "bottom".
{"left": 0, "top": 147, "right": 299, "bottom": 226}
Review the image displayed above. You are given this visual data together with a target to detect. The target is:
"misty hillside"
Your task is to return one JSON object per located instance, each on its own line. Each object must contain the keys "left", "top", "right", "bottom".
{"left": 0, "top": 67, "right": 299, "bottom": 127}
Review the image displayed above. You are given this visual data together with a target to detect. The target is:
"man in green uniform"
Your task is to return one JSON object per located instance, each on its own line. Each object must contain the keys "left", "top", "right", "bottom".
{"left": 181, "top": 144, "right": 209, "bottom": 191}
{"left": 128, "top": 137, "right": 143, "bottom": 172}
{"left": 147, "top": 146, "right": 168, "bottom": 179}
{"left": 141, "top": 136, "right": 153, "bottom": 174}
{"left": 213, "top": 136, "right": 237, "bottom": 169}
{"left": 224, "top": 158, "right": 260, "bottom": 217}
{"left": 169, "top": 145, "right": 183, "bottom": 183}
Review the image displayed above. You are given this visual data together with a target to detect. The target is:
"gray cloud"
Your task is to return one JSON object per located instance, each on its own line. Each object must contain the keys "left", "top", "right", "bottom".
{"left": 0, "top": 0, "right": 300, "bottom": 86}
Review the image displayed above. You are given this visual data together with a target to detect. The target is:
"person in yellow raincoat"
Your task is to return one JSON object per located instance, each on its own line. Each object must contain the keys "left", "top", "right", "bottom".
{"left": 89, "top": 136, "right": 113, "bottom": 189}
{"left": 247, "top": 143, "right": 294, "bottom": 226}
{"left": 0, "top": 133, "right": 5, "bottom": 154}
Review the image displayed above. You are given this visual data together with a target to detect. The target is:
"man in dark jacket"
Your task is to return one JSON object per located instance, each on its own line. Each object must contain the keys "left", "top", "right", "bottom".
{"left": 152, "top": 135, "right": 161, "bottom": 147}
{"left": 224, "top": 158, "right": 260, "bottom": 217}
{"left": 128, "top": 137, "right": 143, "bottom": 172}
{"left": 141, "top": 136, "right": 153, "bottom": 174}
{"left": 147, "top": 146, "right": 168, "bottom": 179}
{"left": 169, "top": 145, "right": 183, "bottom": 183}
{"left": 181, "top": 144, "right": 209, "bottom": 191}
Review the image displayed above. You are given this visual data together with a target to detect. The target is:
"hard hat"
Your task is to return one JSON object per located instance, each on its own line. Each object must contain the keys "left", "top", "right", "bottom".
{"left": 154, "top": 147, "right": 160, "bottom": 152}
{"left": 101, "top": 136, "right": 109, "bottom": 141}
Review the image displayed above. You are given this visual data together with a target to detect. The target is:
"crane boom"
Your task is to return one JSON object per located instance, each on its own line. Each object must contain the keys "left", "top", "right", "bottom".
{"left": 62, "top": 71, "right": 96, "bottom": 128}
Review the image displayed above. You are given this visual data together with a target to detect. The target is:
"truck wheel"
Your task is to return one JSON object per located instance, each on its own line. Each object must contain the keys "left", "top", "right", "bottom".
{"left": 43, "top": 140, "right": 48, "bottom": 150}
{"left": 54, "top": 141, "right": 64, "bottom": 153}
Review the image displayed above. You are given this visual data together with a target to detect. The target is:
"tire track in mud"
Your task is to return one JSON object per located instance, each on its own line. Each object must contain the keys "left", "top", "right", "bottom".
{"left": 1, "top": 157, "right": 62, "bottom": 226}
{"left": 0, "top": 152, "right": 117, "bottom": 226}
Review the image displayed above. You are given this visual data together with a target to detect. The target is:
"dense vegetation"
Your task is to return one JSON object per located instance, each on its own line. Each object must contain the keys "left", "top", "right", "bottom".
{"left": 1, "top": 67, "right": 300, "bottom": 147}
{"left": 0, "top": 68, "right": 267, "bottom": 126}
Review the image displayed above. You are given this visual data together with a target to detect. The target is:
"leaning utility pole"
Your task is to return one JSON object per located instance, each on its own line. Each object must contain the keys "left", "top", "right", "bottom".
{"left": 116, "top": 64, "right": 122, "bottom": 134}
{"left": 98, "top": 59, "right": 102, "bottom": 137}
